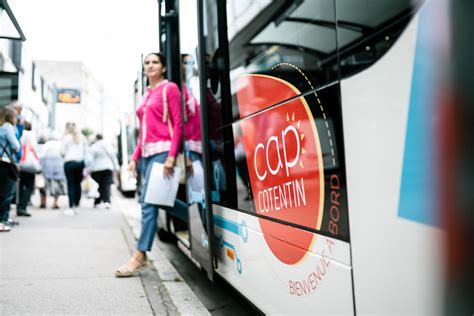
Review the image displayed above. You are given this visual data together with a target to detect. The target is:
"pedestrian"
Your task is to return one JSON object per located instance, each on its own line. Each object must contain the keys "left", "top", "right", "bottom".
{"left": 89, "top": 134, "right": 119, "bottom": 209}
{"left": 6, "top": 102, "right": 25, "bottom": 225}
{"left": 61, "top": 122, "right": 87, "bottom": 216}
{"left": 39, "top": 130, "right": 66, "bottom": 209}
{"left": 115, "top": 52, "right": 187, "bottom": 277}
{"left": 17, "top": 121, "right": 40, "bottom": 217}
{"left": 0, "top": 106, "right": 20, "bottom": 232}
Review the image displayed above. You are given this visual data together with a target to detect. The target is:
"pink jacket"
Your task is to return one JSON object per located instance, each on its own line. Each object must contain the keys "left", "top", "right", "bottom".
{"left": 183, "top": 85, "right": 202, "bottom": 153}
{"left": 132, "top": 81, "right": 183, "bottom": 161}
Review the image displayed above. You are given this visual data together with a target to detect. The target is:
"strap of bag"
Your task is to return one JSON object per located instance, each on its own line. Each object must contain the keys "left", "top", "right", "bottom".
{"left": 21, "top": 141, "right": 39, "bottom": 163}
{"left": 162, "top": 84, "right": 174, "bottom": 137}
{"left": 162, "top": 84, "right": 169, "bottom": 124}
{"left": 163, "top": 85, "right": 184, "bottom": 161}
{"left": 142, "top": 80, "right": 168, "bottom": 154}
{"left": 141, "top": 94, "right": 151, "bottom": 152}
{"left": 1, "top": 142, "right": 16, "bottom": 164}
{"left": 101, "top": 143, "right": 118, "bottom": 170}
{"left": 163, "top": 84, "right": 186, "bottom": 177}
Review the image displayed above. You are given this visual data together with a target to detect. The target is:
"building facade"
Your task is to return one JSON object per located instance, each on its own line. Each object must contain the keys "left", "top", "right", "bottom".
{"left": 34, "top": 60, "right": 119, "bottom": 142}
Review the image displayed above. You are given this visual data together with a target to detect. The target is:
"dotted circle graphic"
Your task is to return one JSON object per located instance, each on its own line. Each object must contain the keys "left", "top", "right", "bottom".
{"left": 271, "top": 62, "right": 336, "bottom": 166}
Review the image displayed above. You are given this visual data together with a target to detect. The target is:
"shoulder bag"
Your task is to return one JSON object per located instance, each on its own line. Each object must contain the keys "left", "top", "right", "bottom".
{"left": 0, "top": 143, "right": 19, "bottom": 180}
{"left": 162, "top": 84, "right": 187, "bottom": 184}
{"left": 19, "top": 141, "right": 42, "bottom": 173}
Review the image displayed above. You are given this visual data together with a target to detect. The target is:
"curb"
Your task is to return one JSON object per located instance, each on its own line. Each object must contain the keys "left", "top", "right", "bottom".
{"left": 114, "top": 194, "right": 210, "bottom": 316}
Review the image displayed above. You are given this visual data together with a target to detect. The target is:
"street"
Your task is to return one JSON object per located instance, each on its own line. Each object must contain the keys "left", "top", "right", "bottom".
{"left": 0, "top": 189, "right": 259, "bottom": 315}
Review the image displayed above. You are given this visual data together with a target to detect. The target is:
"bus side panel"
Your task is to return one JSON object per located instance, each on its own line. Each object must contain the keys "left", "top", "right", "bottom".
{"left": 341, "top": 11, "right": 443, "bottom": 314}
{"left": 213, "top": 205, "right": 353, "bottom": 315}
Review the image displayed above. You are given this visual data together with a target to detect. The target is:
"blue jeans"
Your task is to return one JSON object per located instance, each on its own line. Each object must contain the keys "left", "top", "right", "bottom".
{"left": 137, "top": 152, "right": 191, "bottom": 252}
{"left": 64, "top": 161, "right": 84, "bottom": 208}
{"left": 0, "top": 163, "right": 16, "bottom": 222}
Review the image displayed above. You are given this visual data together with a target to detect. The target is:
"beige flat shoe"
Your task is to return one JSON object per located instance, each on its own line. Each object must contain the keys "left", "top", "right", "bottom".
{"left": 0, "top": 223, "right": 11, "bottom": 232}
{"left": 115, "top": 256, "right": 148, "bottom": 277}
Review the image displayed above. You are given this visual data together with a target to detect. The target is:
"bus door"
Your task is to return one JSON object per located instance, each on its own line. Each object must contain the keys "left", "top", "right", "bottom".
{"left": 195, "top": 0, "right": 351, "bottom": 312}
{"left": 174, "top": 0, "right": 217, "bottom": 280}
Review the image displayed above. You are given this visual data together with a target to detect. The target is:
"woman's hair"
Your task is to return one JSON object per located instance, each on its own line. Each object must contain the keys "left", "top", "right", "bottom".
{"left": 145, "top": 52, "right": 167, "bottom": 69}
{"left": 0, "top": 105, "right": 17, "bottom": 125}
{"left": 181, "top": 53, "right": 190, "bottom": 62}
{"left": 65, "top": 122, "right": 81, "bottom": 143}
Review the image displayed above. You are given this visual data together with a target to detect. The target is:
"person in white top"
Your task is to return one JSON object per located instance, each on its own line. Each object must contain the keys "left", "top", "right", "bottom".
{"left": 17, "top": 121, "right": 40, "bottom": 217}
{"left": 61, "top": 122, "right": 87, "bottom": 215}
{"left": 89, "top": 134, "right": 119, "bottom": 209}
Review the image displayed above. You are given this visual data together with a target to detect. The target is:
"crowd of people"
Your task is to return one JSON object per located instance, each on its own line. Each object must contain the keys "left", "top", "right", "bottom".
{"left": 1, "top": 52, "right": 206, "bottom": 280}
{"left": 0, "top": 103, "right": 119, "bottom": 232}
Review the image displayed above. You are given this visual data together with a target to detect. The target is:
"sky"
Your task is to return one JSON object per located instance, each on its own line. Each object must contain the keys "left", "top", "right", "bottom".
{"left": 9, "top": 0, "right": 160, "bottom": 113}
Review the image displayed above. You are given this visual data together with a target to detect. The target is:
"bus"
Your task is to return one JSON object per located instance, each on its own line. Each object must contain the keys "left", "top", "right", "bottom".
{"left": 151, "top": 0, "right": 445, "bottom": 314}
{"left": 116, "top": 113, "right": 138, "bottom": 196}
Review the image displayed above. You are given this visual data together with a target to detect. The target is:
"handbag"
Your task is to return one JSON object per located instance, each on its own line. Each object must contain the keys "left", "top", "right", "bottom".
{"left": 0, "top": 143, "right": 19, "bottom": 180}
{"left": 162, "top": 84, "right": 187, "bottom": 184}
{"left": 81, "top": 175, "right": 100, "bottom": 199}
{"left": 19, "top": 142, "right": 42, "bottom": 173}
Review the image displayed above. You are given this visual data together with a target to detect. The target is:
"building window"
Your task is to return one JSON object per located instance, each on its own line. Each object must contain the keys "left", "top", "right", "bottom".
{"left": 0, "top": 72, "right": 19, "bottom": 106}
{"left": 40, "top": 77, "right": 47, "bottom": 104}
{"left": 31, "top": 62, "right": 36, "bottom": 91}
{"left": 10, "top": 41, "right": 22, "bottom": 71}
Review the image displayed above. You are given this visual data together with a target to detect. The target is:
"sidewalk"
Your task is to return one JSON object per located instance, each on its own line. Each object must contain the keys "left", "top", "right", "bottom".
{"left": 0, "top": 192, "right": 209, "bottom": 315}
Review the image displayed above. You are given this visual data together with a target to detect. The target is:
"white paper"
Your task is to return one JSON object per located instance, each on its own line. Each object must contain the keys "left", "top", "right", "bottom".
{"left": 144, "top": 162, "right": 182, "bottom": 206}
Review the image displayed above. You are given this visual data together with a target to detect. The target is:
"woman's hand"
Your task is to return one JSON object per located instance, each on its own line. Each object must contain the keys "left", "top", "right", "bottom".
{"left": 163, "top": 156, "right": 175, "bottom": 179}
{"left": 128, "top": 160, "right": 137, "bottom": 177}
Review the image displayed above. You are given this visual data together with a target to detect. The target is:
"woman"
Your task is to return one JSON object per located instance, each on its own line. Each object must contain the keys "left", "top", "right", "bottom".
{"left": 61, "top": 122, "right": 87, "bottom": 216}
{"left": 115, "top": 52, "right": 186, "bottom": 277}
{"left": 17, "top": 121, "right": 39, "bottom": 217}
{"left": 0, "top": 106, "right": 20, "bottom": 232}
{"left": 89, "top": 134, "right": 119, "bottom": 209}
{"left": 40, "top": 130, "right": 67, "bottom": 209}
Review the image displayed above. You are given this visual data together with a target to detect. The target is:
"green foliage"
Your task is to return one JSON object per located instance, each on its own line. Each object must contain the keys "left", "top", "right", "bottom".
{"left": 81, "top": 128, "right": 94, "bottom": 137}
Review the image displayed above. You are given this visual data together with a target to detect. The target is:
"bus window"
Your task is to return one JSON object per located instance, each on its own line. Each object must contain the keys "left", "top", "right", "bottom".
{"left": 215, "top": 82, "right": 349, "bottom": 241}
{"left": 201, "top": 0, "right": 350, "bottom": 241}
{"left": 336, "top": 0, "right": 425, "bottom": 78}
{"left": 201, "top": 0, "right": 239, "bottom": 209}
{"left": 178, "top": 0, "right": 216, "bottom": 279}
{"left": 226, "top": 0, "right": 339, "bottom": 122}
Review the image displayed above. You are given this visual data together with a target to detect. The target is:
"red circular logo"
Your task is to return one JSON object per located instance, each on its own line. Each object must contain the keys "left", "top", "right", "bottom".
{"left": 237, "top": 74, "right": 324, "bottom": 265}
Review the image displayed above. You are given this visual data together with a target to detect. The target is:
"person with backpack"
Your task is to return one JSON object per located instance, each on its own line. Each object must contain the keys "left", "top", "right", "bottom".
{"left": 0, "top": 106, "right": 20, "bottom": 232}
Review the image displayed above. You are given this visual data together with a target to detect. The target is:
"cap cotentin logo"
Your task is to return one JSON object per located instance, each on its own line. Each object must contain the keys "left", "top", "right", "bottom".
{"left": 237, "top": 74, "right": 324, "bottom": 265}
